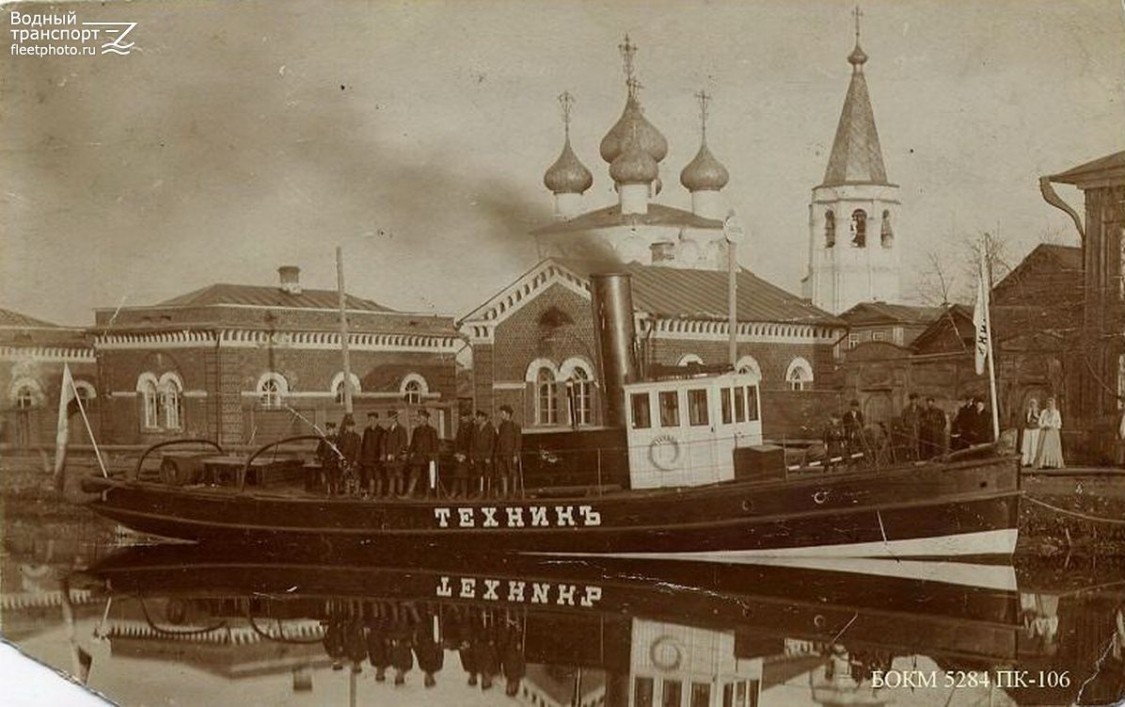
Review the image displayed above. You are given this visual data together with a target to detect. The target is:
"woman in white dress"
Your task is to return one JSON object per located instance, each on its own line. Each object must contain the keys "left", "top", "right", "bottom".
{"left": 1035, "top": 397, "right": 1065, "bottom": 469}
{"left": 1020, "top": 398, "right": 1041, "bottom": 467}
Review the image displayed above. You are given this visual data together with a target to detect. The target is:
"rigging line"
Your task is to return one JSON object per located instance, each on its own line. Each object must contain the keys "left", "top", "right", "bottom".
{"left": 876, "top": 509, "right": 901, "bottom": 563}
{"left": 1024, "top": 495, "right": 1125, "bottom": 525}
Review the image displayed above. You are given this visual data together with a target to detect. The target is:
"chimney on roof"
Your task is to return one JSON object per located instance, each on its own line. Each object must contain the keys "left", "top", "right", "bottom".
{"left": 278, "top": 266, "right": 302, "bottom": 295}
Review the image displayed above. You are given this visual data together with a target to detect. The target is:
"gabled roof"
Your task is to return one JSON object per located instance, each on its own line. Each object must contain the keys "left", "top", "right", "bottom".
{"left": 840, "top": 301, "right": 945, "bottom": 327}
{"left": 461, "top": 258, "right": 844, "bottom": 329}
{"left": 992, "top": 243, "right": 1081, "bottom": 292}
{"left": 1049, "top": 150, "right": 1125, "bottom": 188}
{"left": 820, "top": 57, "right": 890, "bottom": 187}
{"left": 531, "top": 202, "right": 722, "bottom": 236}
{"left": 156, "top": 284, "right": 391, "bottom": 312}
{"left": 0, "top": 307, "right": 62, "bottom": 329}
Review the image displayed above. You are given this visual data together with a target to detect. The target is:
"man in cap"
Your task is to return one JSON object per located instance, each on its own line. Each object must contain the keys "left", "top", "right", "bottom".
{"left": 495, "top": 405, "right": 522, "bottom": 498}
{"left": 470, "top": 410, "right": 496, "bottom": 499}
{"left": 899, "top": 393, "right": 923, "bottom": 461}
{"left": 451, "top": 410, "right": 474, "bottom": 499}
{"left": 950, "top": 393, "right": 974, "bottom": 451}
{"left": 919, "top": 397, "right": 948, "bottom": 460}
{"left": 336, "top": 414, "right": 362, "bottom": 496}
{"left": 359, "top": 411, "right": 384, "bottom": 498}
{"left": 405, "top": 409, "right": 439, "bottom": 498}
{"left": 315, "top": 421, "right": 339, "bottom": 495}
{"left": 380, "top": 411, "right": 409, "bottom": 497}
{"left": 841, "top": 399, "right": 865, "bottom": 460}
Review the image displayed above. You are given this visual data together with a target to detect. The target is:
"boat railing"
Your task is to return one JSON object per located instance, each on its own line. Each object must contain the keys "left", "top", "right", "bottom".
{"left": 239, "top": 435, "right": 325, "bottom": 492}
{"left": 130, "top": 438, "right": 224, "bottom": 482}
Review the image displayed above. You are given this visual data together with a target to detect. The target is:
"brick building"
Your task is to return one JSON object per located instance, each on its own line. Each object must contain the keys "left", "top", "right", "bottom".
{"left": 93, "top": 267, "right": 461, "bottom": 447}
{"left": 460, "top": 258, "right": 845, "bottom": 442}
{"left": 0, "top": 307, "right": 97, "bottom": 449}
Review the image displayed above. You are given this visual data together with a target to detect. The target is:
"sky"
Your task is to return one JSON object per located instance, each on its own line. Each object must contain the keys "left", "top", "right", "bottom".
{"left": 2, "top": 0, "right": 1123, "bottom": 326}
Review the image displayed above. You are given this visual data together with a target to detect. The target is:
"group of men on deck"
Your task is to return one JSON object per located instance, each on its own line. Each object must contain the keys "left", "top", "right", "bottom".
{"left": 450, "top": 405, "right": 523, "bottom": 499}
{"left": 313, "top": 404, "right": 523, "bottom": 499}
{"left": 823, "top": 393, "right": 995, "bottom": 467}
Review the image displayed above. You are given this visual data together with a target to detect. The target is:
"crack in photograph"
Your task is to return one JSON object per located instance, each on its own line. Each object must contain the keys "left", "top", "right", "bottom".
{"left": 2, "top": 1, "right": 1124, "bottom": 705}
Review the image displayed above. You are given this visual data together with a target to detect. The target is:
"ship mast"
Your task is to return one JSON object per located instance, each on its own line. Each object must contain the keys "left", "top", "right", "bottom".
{"left": 336, "top": 246, "right": 354, "bottom": 414}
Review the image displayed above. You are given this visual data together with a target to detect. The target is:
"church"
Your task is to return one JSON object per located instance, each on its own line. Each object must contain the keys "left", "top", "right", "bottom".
{"left": 460, "top": 35, "right": 854, "bottom": 443}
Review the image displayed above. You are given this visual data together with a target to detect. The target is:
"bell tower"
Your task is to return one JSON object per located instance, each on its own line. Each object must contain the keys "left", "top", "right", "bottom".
{"left": 803, "top": 8, "right": 902, "bottom": 315}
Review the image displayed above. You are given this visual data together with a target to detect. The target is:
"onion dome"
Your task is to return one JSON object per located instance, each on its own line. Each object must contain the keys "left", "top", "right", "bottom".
{"left": 848, "top": 42, "right": 868, "bottom": 68}
{"left": 680, "top": 142, "right": 729, "bottom": 192}
{"left": 543, "top": 138, "right": 593, "bottom": 194}
{"left": 609, "top": 133, "right": 659, "bottom": 185}
{"left": 599, "top": 97, "right": 668, "bottom": 165}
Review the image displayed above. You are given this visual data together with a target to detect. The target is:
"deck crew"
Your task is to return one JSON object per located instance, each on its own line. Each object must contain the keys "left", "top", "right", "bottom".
{"left": 495, "top": 405, "right": 522, "bottom": 498}
{"left": 451, "top": 411, "right": 474, "bottom": 499}
{"left": 900, "top": 393, "right": 923, "bottom": 461}
{"left": 388, "top": 605, "right": 415, "bottom": 686}
{"left": 367, "top": 612, "right": 390, "bottom": 682}
{"left": 966, "top": 396, "right": 994, "bottom": 445}
{"left": 346, "top": 618, "right": 367, "bottom": 674}
{"left": 381, "top": 411, "right": 409, "bottom": 497}
{"left": 470, "top": 410, "right": 496, "bottom": 499}
{"left": 336, "top": 415, "right": 361, "bottom": 496}
{"left": 315, "top": 422, "right": 339, "bottom": 495}
{"left": 919, "top": 397, "right": 947, "bottom": 459}
{"left": 405, "top": 409, "right": 439, "bottom": 498}
{"left": 841, "top": 400, "right": 865, "bottom": 459}
{"left": 822, "top": 414, "right": 846, "bottom": 471}
{"left": 500, "top": 622, "right": 526, "bottom": 697}
{"left": 950, "top": 394, "right": 973, "bottom": 451}
{"left": 360, "top": 412, "right": 384, "bottom": 498}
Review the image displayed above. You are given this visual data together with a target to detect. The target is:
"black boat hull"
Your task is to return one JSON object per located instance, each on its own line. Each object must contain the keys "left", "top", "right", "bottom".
{"left": 81, "top": 454, "right": 1020, "bottom": 558}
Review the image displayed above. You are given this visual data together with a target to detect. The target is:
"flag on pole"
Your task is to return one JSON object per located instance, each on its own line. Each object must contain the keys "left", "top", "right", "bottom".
{"left": 972, "top": 247, "right": 992, "bottom": 376}
{"left": 53, "top": 364, "right": 78, "bottom": 491}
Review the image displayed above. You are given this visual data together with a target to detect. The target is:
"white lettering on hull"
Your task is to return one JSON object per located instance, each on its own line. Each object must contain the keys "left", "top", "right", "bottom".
{"left": 435, "top": 575, "right": 603, "bottom": 608}
{"left": 433, "top": 504, "right": 603, "bottom": 529}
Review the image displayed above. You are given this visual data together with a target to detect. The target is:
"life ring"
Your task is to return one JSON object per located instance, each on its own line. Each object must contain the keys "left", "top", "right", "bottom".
{"left": 649, "top": 434, "right": 681, "bottom": 471}
{"left": 649, "top": 635, "right": 683, "bottom": 671}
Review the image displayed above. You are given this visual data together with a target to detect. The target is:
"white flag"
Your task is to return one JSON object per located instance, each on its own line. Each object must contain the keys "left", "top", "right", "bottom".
{"left": 972, "top": 247, "right": 991, "bottom": 376}
{"left": 53, "top": 363, "right": 77, "bottom": 489}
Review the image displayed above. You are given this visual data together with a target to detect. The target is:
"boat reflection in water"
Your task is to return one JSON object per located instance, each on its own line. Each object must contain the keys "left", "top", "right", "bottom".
{"left": 65, "top": 546, "right": 1125, "bottom": 707}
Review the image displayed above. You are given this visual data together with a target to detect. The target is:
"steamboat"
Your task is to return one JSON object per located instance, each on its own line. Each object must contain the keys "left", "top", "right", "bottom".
{"left": 80, "top": 273, "right": 1021, "bottom": 558}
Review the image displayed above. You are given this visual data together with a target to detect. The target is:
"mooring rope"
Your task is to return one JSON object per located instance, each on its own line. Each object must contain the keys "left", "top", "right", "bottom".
{"left": 1024, "top": 495, "right": 1125, "bottom": 525}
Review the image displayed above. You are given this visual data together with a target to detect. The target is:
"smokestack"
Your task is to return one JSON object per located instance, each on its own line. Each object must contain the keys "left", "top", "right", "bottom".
{"left": 590, "top": 273, "right": 639, "bottom": 428}
{"left": 278, "top": 266, "right": 302, "bottom": 295}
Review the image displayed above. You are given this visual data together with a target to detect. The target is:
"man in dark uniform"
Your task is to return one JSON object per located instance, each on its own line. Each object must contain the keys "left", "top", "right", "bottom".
{"left": 380, "top": 411, "right": 409, "bottom": 497}
{"left": 968, "top": 396, "right": 995, "bottom": 446}
{"left": 822, "top": 413, "right": 846, "bottom": 472}
{"left": 359, "top": 412, "right": 384, "bottom": 498}
{"left": 950, "top": 394, "right": 974, "bottom": 451}
{"left": 470, "top": 410, "right": 496, "bottom": 499}
{"left": 405, "top": 409, "right": 439, "bottom": 498}
{"left": 900, "top": 393, "right": 923, "bottom": 461}
{"left": 500, "top": 623, "right": 526, "bottom": 697}
{"left": 413, "top": 609, "right": 444, "bottom": 688}
{"left": 315, "top": 422, "right": 339, "bottom": 495}
{"left": 366, "top": 610, "right": 390, "bottom": 682}
{"left": 919, "top": 397, "right": 947, "bottom": 460}
{"left": 841, "top": 400, "right": 865, "bottom": 460}
{"left": 451, "top": 411, "right": 474, "bottom": 499}
{"left": 495, "top": 405, "right": 522, "bottom": 498}
{"left": 336, "top": 415, "right": 361, "bottom": 496}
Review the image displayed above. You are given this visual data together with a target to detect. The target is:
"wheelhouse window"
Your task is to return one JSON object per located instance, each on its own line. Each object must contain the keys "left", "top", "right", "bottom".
{"left": 658, "top": 391, "right": 680, "bottom": 428}
{"left": 535, "top": 368, "right": 558, "bottom": 425}
{"left": 745, "top": 385, "right": 760, "bottom": 422}
{"left": 631, "top": 393, "right": 652, "bottom": 429}
{"left": 634, "top": 677, "right": 654, "bottom": 707}
{"left": 733, "top": 385, "right": 746, "bottom": 422}
{"left": 691, "top": 683, "right": 711, "bottom": 707}
{"left": 662, "top": 680, "right": 683, "bottom": 707}
{"left": 721, "top": 387, "right": 733, "bottom": 424}
{"left": 687, "top": 388, "right": 709, "bottom": 426}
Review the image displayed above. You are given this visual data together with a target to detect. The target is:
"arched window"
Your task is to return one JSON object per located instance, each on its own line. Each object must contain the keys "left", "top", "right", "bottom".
{"left": 399, "top": 374, "right": 428, "bottom": 405}
{"left": 330, "top": 372, "right": 362, "bottom": 404}
{"left": 563, "top": 364, "right": 594, "bottom": 427}
{"left": 677, "top": 353, "right": 704, "bottom": 367}
{"left": 14, "top": 384, "right": 36, "bottom": 410}
{"left": 851, "top": 209, "right": 867, "bottom": 248}
{"left": 137, "top": 373, "right": 160, "bottom": 428}
{"left": 734, "top": 355, "right": 762, "bottom": 382}
{"left": 536, "top": 368, "right": 558, "bottom": 426}
{"left": 880, "top": 209, "right": 894, "bottom": 247}
{"left": 73, "top": 381, "right": 97, "bottom": 406}
{"left": 785, "top": 357, "right": 814, "bottom": 391}
{"left": 825, "top": 211, "right": 836, "bottom": 248}
{"left": 158, "top": 373, "right": 183, "bottom": 430}
{"left": 256, "top": 372, "right": 289, "bottom": 410}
